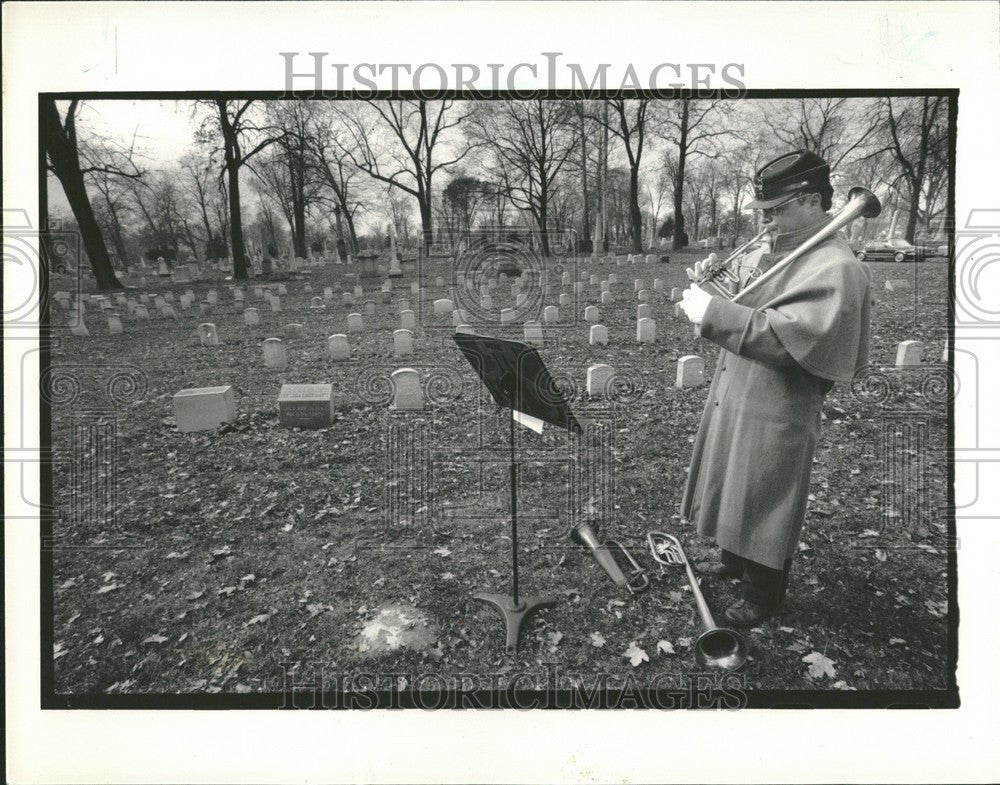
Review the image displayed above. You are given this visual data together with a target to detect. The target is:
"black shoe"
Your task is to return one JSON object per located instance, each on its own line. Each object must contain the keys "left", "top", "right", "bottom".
{"left": 696, "top": 561, "right": 741, "bottom": 578}
{"left": 724, "top": 599, "right": 774, "bottom": 627}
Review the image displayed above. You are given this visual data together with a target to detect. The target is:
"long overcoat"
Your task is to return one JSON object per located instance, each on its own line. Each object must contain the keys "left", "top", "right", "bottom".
{"left": 679, "top": 217, "right": 872, "bottom": 569}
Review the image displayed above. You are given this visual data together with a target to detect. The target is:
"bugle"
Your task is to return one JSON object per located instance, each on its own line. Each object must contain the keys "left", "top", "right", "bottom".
{"left": 695, "top": 186, "right": 882, "bottom": 302}
{"left": 647, "top": 531, "right": 748, "bottom": 672}
{"left": 570, "top": 521, "right": 650, "bottom": 595}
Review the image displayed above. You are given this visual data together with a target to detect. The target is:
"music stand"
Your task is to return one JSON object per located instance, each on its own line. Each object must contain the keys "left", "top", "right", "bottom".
{"left": 453, "top": 333, "right": 584, "bottom": 653}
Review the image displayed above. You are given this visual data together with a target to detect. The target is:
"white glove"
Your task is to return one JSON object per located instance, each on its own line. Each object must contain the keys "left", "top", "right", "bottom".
{"left": 685, "top": 253, "right": 717, "bottom": 282}
{"left": 679, "top": 284, "right": 713, "bottom": 326}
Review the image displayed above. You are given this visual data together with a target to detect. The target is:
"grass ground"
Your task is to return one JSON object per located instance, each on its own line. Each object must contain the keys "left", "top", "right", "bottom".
{"left": 48, "top": 250, "right": 951, "bottom": 695}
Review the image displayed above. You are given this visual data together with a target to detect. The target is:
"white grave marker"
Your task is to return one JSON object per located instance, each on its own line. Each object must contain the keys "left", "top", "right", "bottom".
{"left": 328, "top": 334, "right": 350, "bottom": 361}
{"left": 263, "top": 338, "right": 288, "bottom": 369}
{"left": 391, "top": 368, "right": 423, "bottom": 411}
{"left": 675, "top": 355, "right": 705, "bottom": 388}
{"left": 173, "top": 386, "right": 236, "bottom": 432}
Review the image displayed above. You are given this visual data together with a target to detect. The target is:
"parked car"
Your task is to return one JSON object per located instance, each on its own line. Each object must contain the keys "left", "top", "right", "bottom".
{"left": 855, "top": 238, "right": 920, "bottom": 263}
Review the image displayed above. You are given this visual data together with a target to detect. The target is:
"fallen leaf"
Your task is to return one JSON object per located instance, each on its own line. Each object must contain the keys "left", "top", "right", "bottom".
{"left": 433, "top": 547, "right": 451, "bottom": 557}
{"left": 143, "top": 634, "right": 169, "bottom": 644}
{"left": 245, "top": 613, "right": 270, "bottom": 627}
{"left": 590, "top": 632, "right": 606, "bottom": 648}
{"left": 657, "top": 639, "right": 675, "bottom": 655}
{"left": 802, "top": 651, "right": 837, "bottom": 680}
{"left": 96, "top": 583, "right": 120, "bottom": 594}
{"left": 624, "top": 641, "right": 649, "bottom": 667}
{"left": 547, "top": 631, "right": 563, "bottom": 649}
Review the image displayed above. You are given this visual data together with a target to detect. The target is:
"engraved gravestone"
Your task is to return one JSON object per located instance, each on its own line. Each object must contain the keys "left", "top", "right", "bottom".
{"left": 278, "top": 383, "right": 335, "bottom": 429}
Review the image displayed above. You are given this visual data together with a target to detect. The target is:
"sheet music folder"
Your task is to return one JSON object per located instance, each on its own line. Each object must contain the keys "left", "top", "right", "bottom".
{"left": 452, "top": 332, "right": 584, "bottom": 434}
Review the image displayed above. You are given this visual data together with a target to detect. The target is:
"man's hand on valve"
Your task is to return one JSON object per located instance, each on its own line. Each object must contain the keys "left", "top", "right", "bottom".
{"left": 685, "top": 252, "right": 718, "bottom": 282}
{"left": 679, "top": 283, "right": 713, "bottom": 326}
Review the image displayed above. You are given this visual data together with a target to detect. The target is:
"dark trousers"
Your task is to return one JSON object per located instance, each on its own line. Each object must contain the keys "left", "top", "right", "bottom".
{"left": 721, "top": 549, "right": 792, "bottom": 608}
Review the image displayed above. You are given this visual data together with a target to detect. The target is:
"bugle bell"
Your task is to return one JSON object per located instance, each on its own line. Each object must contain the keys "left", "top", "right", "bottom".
{"left": 569, "top": 521, "right": 650, "bottom": 595}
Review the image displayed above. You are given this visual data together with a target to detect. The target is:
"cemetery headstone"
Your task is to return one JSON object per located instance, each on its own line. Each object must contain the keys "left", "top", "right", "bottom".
{"left": 347, "top": 313, "right": 364, "bottom": 333}
{"left": 198, "top": 323, "right": 220, "bottom": 346}
{"left": 263, "top": 338, "right": 288, "bottom": 369}
{"left": 601, "top": 291, "right": 613, "bottom": 304}
{"left": 172, "top": 386, "right": 236, "bottom": 432}
{"left": 895, "top": 340, "right": 925, "bottom": 367}
{"left": 244, "top": 308, "right": 261, "bottom": 326}
{"left": 328, "top": 334, "right": 350, "bottom": 361}
{"left": 590, "top": 324, "right": 608, "bottom": 346}
{"left": 393, "top": 329, "right": 414, "bottom": 357}
{"left": 391, "top": 368, "right": 423, "bottom": 411}
{"left": 676, "top": 355, "right": 705, "bottom": 388}
{"left": 500, "top": 308, "right": 515, "bottom": 325}
{"left": 587, "top": 364, "right": 614, "bottom": 397}
{"left": 544, "top": 305, "right": 559, "bottom": 323}
{"left": 636, "top": 317, "right": 656, "bottom": 343}
{"left": 637, "top": 304, "right": 651, "bottom": 320}
{"left": 433, "top": 298, "right": 454, "bottom": 315}
{"left": 283, "top": 323, "right": 303, "bottom": 340}
{"left": 524, "top": 321, "right": 544, "bottom": 347}
{"left": 585, "top": 305, "right": 600, "bottom": 323}
{"left": 278, "top": 383, "right": 335, "bottom": 429}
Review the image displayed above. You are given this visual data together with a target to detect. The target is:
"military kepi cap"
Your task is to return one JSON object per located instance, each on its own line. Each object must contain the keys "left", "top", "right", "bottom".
{"left": 747, "top": 149, "right": 832, "bottom": 209}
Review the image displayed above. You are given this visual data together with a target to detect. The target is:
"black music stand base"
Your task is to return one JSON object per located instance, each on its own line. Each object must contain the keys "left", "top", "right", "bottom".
{"left": 472, "top": 592, "right": 559, "bottom": 653}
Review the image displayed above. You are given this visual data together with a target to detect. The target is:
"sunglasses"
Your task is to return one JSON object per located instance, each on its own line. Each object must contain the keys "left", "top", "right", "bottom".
{"left": 760, "top": 193, "right": 816, "bottom": 214}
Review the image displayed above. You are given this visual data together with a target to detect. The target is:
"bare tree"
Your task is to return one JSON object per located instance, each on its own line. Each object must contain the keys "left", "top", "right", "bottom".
{"left": 761, "top": 98, "right": 883, "bottom": 170}
{"left": 879, "top": 96, "right": 949, "bottom": 242}
{"left": 593, "top": 99, "right": 652, "bottom": 252}
{"left": 197, "top": 100, "right": 286, "bottom": 279}
{"left": 43, "top": 99, "right": 144, "bottom": 289}
{"left": 339, "top": 99, "right": 471, "bottom": 252}
{"left": 466, "top": 99, "right": 578, "bottom": 256}
{"left": 307, "top": 104, "right": 366, "bottom": 256}
{"left": 658, "top": 99, "right": 732, "bottom": 250}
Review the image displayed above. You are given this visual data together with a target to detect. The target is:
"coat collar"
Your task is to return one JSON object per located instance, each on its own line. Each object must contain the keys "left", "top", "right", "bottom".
{"left": 772, "top": 214, "right": 834, "bottom": 255}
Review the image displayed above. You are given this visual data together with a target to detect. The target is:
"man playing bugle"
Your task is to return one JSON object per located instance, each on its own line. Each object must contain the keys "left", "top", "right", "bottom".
{"left": 677, "top": 150, "right": 873, "bottom": 627}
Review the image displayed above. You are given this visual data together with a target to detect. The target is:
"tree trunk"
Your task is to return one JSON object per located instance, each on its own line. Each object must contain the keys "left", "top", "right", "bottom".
{"left": 42, "top": 99, "right": 123, "bottom": 290}
{"left": 672, "top": 102, "right": 689, "bottom": 251}
{"left": 418, "top": 195, "right": 433, "bottom": 254}
{"left": 227, "top": 161, "right": 248, "bottom": 279}
{"left": 580, "top": 109, "right": 591, "bottom": 241}
{"left": 629, "top": 166, "right": 642, "bottom": 252}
